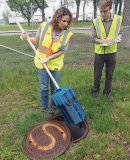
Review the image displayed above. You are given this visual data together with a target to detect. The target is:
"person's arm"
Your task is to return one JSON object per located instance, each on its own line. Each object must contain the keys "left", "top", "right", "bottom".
{"left": 41, "top": 42, "right": 70, "bottom": 64}
{"left": 41, "top": 37, "right": 71, "bottom": 64}
{"left": 20, "top": 33, "right": 39, "bottom": 45}
{"left": 91, "top": 25, "right": 108, "bottom": 44}
{"left": 60, "top": 42, "right": 69, "bottom": 52}
{"left": 115, "top": 26, "right": 123, "bottom": 42}
{"left": 41, "top": 51, "right": 64, "bottom": 64}
{"left": 90, "top": 25, "right": 97, "bottom": 43}
{"left": 29, "top": 37, "right": 39, "bottom": 45}
{"left": 20, "top": 23, "right": 42, "bottom": 45}
{"left": 91, "top": 24, "right": 114, "bottom": 44}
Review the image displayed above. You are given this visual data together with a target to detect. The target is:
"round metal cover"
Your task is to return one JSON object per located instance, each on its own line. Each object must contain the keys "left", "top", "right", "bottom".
{"left": 23, "top": 120, "right": 71, "bottom": 160}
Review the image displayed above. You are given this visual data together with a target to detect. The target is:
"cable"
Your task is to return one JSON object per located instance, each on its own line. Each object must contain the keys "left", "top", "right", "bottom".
{"left": 0, "top": 44, "right": 34, "bottom": 58}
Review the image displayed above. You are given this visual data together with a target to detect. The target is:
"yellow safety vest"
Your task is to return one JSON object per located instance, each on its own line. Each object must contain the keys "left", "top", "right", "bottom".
{"left": 93, "top": 15, "right": 122, "bottom": 54}
{"left": 34, "top": 22, "right": 73, "bottom": 70}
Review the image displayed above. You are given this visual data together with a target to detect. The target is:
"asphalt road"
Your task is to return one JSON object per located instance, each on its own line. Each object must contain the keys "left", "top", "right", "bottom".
{"left": 0, "top": 27, "right": 91, "bottom": 36}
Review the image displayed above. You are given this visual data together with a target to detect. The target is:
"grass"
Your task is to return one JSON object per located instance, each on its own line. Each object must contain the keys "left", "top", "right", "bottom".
{"left": 0, "top": 34, "right": 130, "bottom": 160}
{"left": 71, "top": 21, "right": 92, "bottom": 27}
{"left": 0, "top": 22, "right": 91, "bottom": 31}
{"left": 0, "top": 24, "right": 39, "bottom": 31}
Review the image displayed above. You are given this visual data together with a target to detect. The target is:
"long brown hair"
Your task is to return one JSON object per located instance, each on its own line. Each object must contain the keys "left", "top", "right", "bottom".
{"left": 51, "top": 7, "right": 72, "bottom": 30}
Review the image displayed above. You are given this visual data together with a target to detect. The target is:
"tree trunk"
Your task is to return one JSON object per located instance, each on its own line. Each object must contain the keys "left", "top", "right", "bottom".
{"left": 42, "top": 9, "right": 45, "bottom": 21}
{"left": 115, "top": 0, "right": 119, "bottom": 14}
{"left": 60, "top": 0, "right": 63, "bottom": 7}
{"left": 42, "top": 0, "right": 45, "bottom": 21}
{"left": 82, "top": 0, "right": 86, "bottom": 23}
{"left": 93, "top": 0, "right": 97, "bottom": 18}
{"left": 122, "top": 0, "right": 130, "bottom": 48}
{"left": 27, "top": 19, "right": 30, "bottom": 27}
{"left": 118, "top": 0, "right": 123, "bottom": 15}
{"left": 75, "top": 0, "right": 81, "bottom": 23}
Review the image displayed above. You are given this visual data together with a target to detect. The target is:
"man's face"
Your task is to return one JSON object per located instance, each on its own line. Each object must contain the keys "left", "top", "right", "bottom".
{"left": 99, "top": 6, "right": 111, "bottom": 20}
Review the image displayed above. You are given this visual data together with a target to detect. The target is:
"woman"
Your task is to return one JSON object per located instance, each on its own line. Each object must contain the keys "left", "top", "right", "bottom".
{"left": 21, "top": 7, "right": 73, "bottom": 115}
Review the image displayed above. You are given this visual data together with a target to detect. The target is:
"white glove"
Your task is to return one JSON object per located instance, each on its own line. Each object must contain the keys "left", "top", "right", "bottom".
{"left": 41, "top": 58, "right": 49, "bottom": 64}
{"left": 20, "top": 32, "right": 28, "bottom": 41}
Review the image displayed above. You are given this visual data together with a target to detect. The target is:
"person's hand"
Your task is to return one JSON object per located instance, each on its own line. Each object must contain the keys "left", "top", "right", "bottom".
{"left": 97, "top": 39, "right": 105, "bottom": 44}
{"left": 115, "top": 35, "right": 122, "bottom": 43}
{"left": 41, "top": 57, "right": 49, "bottom": 64}
{"left": 98, "top": 39, "right": 111, "bottom": 44}
{"left": 105, "top": 37, "right": 112, "bottom": 44}
{"left": 20, "top": 32, "right": 28, "bottom": 41}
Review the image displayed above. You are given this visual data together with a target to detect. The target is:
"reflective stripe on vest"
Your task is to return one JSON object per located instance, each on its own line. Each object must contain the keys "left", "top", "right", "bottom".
{"left": 114, "top": 15, "right": 122, "bottom": 38}
{"left": 38, "top": 22, "right": 51, "bottom": 55}
{"left": 93, "top": 15, "right": 122, "bottom": 54}
{"left": 61, "top": 30, "right": 70, "bottom": 46}
{"left": 38, "top": 27, "right": 70, "bottom": 55}
{"left": 39, "top": 22, "right": 50, "bottom": 47}
{"left": 34, "top": 22, "right": 73, "bottom": 70}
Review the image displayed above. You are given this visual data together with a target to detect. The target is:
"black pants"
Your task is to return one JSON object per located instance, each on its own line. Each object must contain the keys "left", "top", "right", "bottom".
{"left": 92, "top": 53, "right": 116, "bottom": 95}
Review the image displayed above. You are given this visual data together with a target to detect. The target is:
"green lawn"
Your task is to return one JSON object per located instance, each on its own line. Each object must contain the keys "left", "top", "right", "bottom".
{"left": 0, "top": 34, "right": 130, "bottom": 160}
{"left": 0, "top": 24, "right": 39, "bottom": 31}
{"left": 0, "top": 22, "right": 91, "bottom": 31}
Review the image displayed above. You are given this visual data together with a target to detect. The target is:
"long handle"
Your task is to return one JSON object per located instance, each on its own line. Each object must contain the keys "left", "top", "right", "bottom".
{"left": 2, "top": 0, "right": 60, "bottom": 89}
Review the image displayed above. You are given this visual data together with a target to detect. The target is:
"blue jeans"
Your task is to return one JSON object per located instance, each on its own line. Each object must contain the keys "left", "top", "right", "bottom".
{"left": 37, "top": 69, "right": 60, "bottom": 109}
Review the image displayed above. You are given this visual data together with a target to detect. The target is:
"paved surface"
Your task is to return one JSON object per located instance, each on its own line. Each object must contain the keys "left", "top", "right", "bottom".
{"left": 0, "top": 28, "right": 91, "bottom": 36}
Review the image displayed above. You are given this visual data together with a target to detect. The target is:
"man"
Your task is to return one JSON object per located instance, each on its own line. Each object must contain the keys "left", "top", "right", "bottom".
{"left": 91, "top": 0, "right": 122, "bottom": 101}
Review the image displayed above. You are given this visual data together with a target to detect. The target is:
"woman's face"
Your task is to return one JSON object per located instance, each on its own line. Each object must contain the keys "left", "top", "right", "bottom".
{"left": 58, "top": 15, "right": 70, "bottom": 30}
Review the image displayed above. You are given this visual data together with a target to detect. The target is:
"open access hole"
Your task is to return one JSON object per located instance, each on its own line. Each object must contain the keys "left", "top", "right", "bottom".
{"left": 49, "top": 114, "right": 89, "bottom": 142}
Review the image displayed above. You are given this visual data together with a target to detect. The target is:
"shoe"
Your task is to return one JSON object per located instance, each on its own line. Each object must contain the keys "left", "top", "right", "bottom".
{"left": 104, "top": 93, "right": 114, "bottom": 102}
{"left": 41, "top": 108, "right": 53, "bottom": 115}
{"left": 92, "top": 92, "right": 98, "bottom": 98}
{"left": 91, "top": 88, "right": 99, "bottom": 98}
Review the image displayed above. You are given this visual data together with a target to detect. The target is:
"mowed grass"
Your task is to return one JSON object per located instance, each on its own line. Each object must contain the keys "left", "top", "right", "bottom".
{"left": 0, "top": 34, "right": 130, "bottom": 160}
{"left": 0, "top": 24, "right": 39, "bottom": 31}
{"left": 0, "top": 22, "right": 91, "bottom": 31}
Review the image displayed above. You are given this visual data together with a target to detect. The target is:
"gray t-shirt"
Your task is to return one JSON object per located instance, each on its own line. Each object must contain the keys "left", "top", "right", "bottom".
{"left": 36, "top": 24, "right": 69, "bottom": 52}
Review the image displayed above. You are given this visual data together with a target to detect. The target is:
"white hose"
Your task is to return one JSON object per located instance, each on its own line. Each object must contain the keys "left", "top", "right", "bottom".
{"left": 0, "top": 44, "right": 34, "bottom": 58}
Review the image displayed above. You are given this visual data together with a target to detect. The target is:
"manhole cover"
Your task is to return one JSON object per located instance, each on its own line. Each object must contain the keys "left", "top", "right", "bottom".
{"left": 23, "top": 120, "right": 71, "bottom": 160}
